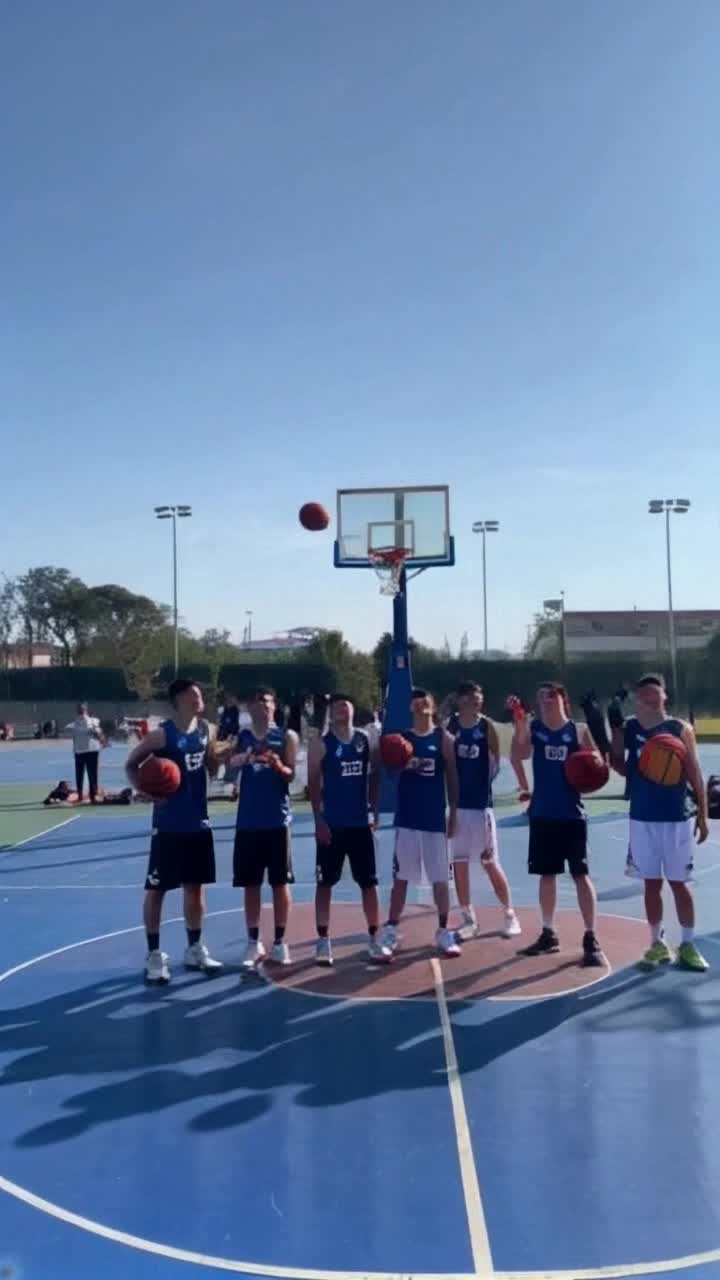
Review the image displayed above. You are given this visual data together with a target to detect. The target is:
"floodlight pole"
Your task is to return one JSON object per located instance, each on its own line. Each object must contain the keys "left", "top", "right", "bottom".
{"left": 154, "top": 505, "right": 192, "bottom": 676}
{"left": 472, "top": 520, "right": 499, "bottom": 654}
{"left": 648, "top": 499, "right": 690, "bottom": 701}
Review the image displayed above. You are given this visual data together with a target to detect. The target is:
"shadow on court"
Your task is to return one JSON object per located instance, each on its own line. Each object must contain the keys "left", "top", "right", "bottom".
{"left": 1, "top": 951, "right": 706, "bottom": 1150}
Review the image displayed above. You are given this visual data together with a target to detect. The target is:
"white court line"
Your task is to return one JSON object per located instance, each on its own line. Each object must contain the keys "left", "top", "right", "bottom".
{"left": 1, "top": 919, "right": 720, "bottom": 1277}
{"left": 430, "top": 957, "right": 494, "bottom": 1276}
{"left": 1, "top": 814, "right": 80, "bottom": 853}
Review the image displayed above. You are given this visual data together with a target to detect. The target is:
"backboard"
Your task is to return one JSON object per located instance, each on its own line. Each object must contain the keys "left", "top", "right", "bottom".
{"left": 334, "top": 485, "right": 454, "bottom": 569}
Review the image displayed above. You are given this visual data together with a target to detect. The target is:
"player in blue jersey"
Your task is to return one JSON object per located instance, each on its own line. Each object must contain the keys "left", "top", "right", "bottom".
{"left": 308, "top": 693, "right": 392, "bottom": 965}
{"left": 229, "top": 687, "right": 299, "bottom": 969}
{"left": 126, "top": 679, "right": 223, "bottom": 985}
{"left": 512, "top": 682, "right": 606, "bottom": 966}
{"left": 610, "top": 673, "right": 709, "bottom": 972}
{"left": 381, "top": 688, "right": 461, "bottom": 957}
{"left": 448, "top": 683, "right": 521, "bottom": 940}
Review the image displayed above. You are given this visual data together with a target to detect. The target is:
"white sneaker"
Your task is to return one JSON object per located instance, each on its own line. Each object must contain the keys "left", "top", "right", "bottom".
{"left": 184, "top": 941, "right": 224, "bottom": 974}
{"left": 502, "top": 911, "right": 522, "bottom": 939}
{"left": 145, "top": 949, "right": 170, "bottom": 984}
{"left": 271, "top": 940, "right": 291, "bottom": 966}
{"left": 315, "top": 937, "right": 333, "bottom": 966}
{"left": 368, "top": 936, "right": 393, "bottom": 963}
{"left": 457, "top": 909, "right": 479, "bottom": 941}
{"left": 436, "top": 927, "right": 462, "bottom": 957}
{"left": 381, "top": 923, "right": 399, "bottom": 953}
{"left": 242, "top": 939, "right": 266, "bottom": 970}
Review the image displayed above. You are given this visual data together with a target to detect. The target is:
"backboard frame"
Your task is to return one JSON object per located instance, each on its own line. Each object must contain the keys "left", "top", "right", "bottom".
{"left": 333, "top": 484, "right": 455, "bottom": 570}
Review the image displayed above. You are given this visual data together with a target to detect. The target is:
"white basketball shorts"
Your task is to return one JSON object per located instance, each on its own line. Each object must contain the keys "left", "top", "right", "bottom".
{"left": 625, "top": 819, "right": 695, "bottom": 883}
{"left": 450, "top": 808, "right": 498, "bottom": 865}
{"left": 393, "top": 828, "right": 449, "bottom": 885}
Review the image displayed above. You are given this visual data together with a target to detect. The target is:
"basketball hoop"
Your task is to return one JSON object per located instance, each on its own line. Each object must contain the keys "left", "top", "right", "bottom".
{"left": 368, "top": 547, "right": 408, "bottom": 596}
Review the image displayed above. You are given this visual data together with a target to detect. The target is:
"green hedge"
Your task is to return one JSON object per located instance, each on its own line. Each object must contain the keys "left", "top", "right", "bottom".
{"left": 1, "top": 666, "right": 137, "bottom": 701}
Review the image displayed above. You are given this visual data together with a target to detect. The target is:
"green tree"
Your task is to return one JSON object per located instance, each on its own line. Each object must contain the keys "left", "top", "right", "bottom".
{"left": 0, "top": 575, "right": 18, "bottom": 669}
{"left": 303, "top": 630, "right": 379, "bottom": 709}
{"left": 524, "top": 611, "right": 562, "bottom": 660}
{"left": 77, "top": 585, "right": 171, "bottom": 697}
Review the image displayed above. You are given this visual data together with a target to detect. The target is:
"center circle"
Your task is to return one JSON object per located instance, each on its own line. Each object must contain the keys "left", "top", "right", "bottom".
{"left": 265, "top": 903, "right": 647, "bottom": 1001}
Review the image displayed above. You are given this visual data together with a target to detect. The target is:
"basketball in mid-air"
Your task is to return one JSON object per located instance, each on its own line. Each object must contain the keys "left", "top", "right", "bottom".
{"left": 140, "top": 756, "right": 181, "bottom": 799}
{"left": 565, "top": 750, "right": 609, "bottom": 794}
{"left": 299, "top": 502, "right": 330, "bottom": 532}
{"left": 638, "top": 733, "right": 687, "bottom": 786}
{"left": 380, "top": 733, "right": 414, "bottom": 770}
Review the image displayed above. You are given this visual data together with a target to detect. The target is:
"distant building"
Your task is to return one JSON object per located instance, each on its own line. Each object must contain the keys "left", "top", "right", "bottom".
{"left": 563, "top": 610, "right": 720, "bottom": 659}
{"left": 242, "top": 627, "right": 324, "bottom": 654}
{"left": 3, "top": 642, "right": 63, "bottom": 669}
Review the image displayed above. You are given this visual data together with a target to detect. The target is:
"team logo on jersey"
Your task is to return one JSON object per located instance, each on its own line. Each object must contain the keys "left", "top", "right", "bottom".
{"left": 428, "top": 743, "right": 437, "bottom": 752}
{"left": 336, "top": 745, "right": 344, "bottom": 758}
{"left": 473, "top": 728, "right": 483, "bottom": 740}
{"left": 562, "top": 733, "right": 572, "bottom": 744}
{"left": 535, "top": 731, "right": 549, "bottom": 743}
{"left": 355, "top": 738, "right": 365, "bottom": 755}
{"left": 177, "top": 737, "right": 186, "bottom": 749}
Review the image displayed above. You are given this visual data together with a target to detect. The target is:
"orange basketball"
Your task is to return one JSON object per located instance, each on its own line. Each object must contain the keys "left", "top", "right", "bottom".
{"left": 638, "top": 733, "right": 687, "bottom": 787}
{"left": 139, "top": 756, "right": 181, "bottom": 798}
{"left": 299, "top": 502, "right": 330, "bottom": 531}
{"left": 380, "top": 733, "right": 414, "bottom": 770}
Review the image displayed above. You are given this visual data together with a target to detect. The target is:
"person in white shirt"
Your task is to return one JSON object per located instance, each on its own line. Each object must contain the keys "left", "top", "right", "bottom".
{"left": 65, "top": 703, "right": 105, "bottom": 802}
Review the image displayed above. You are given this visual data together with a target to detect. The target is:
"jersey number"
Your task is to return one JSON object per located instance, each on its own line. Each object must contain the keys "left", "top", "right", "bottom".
{"left": 544, "top": 745, "right": 568, "bottom": 762}
{"left": 341, "top": 760, "right": 364, "bottom": 778}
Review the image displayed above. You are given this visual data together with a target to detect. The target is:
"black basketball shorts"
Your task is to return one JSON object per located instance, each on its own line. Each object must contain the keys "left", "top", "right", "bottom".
{"left": 233, "top": 827, "right": 294, "bottom": 888}
{"left": 145, "top": 829, "right": 216, "bottom": 892}
{"left": 528, "top": 818, "right": 589, "bottom": 878}
{"left": 316, "top": 826, "right": 378, "bottom": 889}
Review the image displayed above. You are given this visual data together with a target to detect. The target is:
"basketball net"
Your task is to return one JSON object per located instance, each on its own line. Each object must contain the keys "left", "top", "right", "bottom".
{"left": 368, "top": 547, "right": 408, "bottom": 597}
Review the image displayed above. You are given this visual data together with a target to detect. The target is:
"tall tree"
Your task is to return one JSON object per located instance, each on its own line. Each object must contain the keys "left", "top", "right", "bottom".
{"left": 0, "top": 576, "right": 17, "bottom": 669}
{"left": 78, "top": 585, "right": 171, "bottom": 696}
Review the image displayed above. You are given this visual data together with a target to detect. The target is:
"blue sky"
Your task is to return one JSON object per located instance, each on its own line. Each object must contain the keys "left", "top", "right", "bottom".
{"left": 3, "top": 0, "right": 719, "bottom": 654}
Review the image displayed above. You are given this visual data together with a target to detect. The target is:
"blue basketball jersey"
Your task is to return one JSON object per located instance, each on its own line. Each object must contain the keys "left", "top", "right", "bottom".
{"left": 235, "top": 726, "right": 291, "bottom": 831}
{"left": 448, "top": 715, "right": 493, "bottom": 810}
{"left": 528, "top": 720, "right": 585, "bottom": 820}
{"left": 153, "top": 718, "right": 210, "bottom": 833}
{"left": 624, "top": 717, "right": 691, "bottom": 822}
{"left": 321, "top": 730, "right": 371, "bottom": 828}
{"left": 395, "top": 728, "right": 447, "bottom": 833}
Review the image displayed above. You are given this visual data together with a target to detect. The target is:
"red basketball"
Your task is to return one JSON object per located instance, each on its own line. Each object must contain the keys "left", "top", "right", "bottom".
{"left": 299, "top": 502, "right": 330, "bottom": 532}
{"left": 565, "top": 751, "right": 609, "bottom": 795}
{"left": 139, "top": 756, "right": 181, "bottom": 798}
{"left": 380, "top": 733, "right": 414, "bottom": 770}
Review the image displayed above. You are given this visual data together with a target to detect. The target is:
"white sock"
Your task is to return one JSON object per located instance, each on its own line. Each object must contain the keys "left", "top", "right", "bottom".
{"left": 650, "top": 923, "right": 664, "bottom": 944}
{"left": 504, "top": 907, "right": 516, "bottom": 918}
{"left": 681, "top": 926, "right": 695, "bottom": 944}
{"left": 464, "top": 904, "right": 476, "bottom": 920}
{"left": 542, "top": 915, "right": 554, "bottom": 931}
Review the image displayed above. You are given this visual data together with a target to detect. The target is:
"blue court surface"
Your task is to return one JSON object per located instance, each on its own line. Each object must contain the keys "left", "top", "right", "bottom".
{"left": 2, "top": 744, "right": 720, "bottom": 1280}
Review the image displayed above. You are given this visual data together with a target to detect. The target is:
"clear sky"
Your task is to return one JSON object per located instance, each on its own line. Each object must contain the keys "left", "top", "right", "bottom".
{"left": 3, "top": 0, "right": 719, "bottom": 654}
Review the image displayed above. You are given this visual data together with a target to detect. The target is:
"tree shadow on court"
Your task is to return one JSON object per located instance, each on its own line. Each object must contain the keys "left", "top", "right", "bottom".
{"left": 2, "top": 940, "right": 710, "bottom": 1150}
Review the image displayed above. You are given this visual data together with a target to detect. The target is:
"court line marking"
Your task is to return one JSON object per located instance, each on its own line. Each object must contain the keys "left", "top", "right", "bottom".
{"left": 431, "top": 957, "right": 494, "bottom": 1275}
{"left": 1, "top": 919, "right": 720, "bottom": 1278}
{"left": 0, "top": 814, "right": 80, "bottom": 853}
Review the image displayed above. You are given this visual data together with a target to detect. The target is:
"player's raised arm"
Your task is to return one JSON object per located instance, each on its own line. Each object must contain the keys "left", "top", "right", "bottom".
{"left": 509, "top": 697, "right": 532, "bottom": 761}
{"left": 126, "top": 728, "right": 167, "bottom": 787}
{"left": 681, "top": 721, "right": 709, "bottom": 844}
{"left": 608, "top": 695, "right": 627, "bottom": 776}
